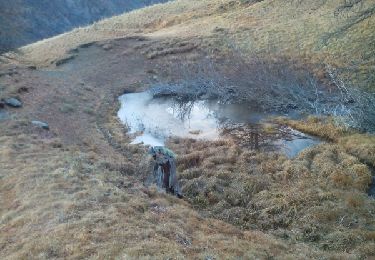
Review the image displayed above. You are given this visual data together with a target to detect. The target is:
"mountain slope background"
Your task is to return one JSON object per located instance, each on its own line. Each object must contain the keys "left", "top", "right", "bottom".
{"left": 0, "top": 0, "right": 170, "bottom": 53}
{"left": 1, "top": 0, "right": 375, "bottom": 259}
{"left": 13, "top": 0, "right": 374, "bottom": 92}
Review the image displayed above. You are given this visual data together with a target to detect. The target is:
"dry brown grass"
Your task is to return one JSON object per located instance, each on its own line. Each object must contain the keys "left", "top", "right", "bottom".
{"left": 166, "top": 134, "right": 375, "bottom": 257}
{"left": 1, "top": 0, "right": 374, "bottom": 258}
{"left": 339, "top": 133, "right": 375, "bottom": 167}
{"left": 3, "top": 116, "right": 373, "bottom": 258}
{"left": 1, "top": 120, "right": 344, "bottom": 259}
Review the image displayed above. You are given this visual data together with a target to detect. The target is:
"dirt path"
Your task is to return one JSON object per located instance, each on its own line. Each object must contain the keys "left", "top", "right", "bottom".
{"left": 1, "top": 38, "right": 155, "bottom": 153}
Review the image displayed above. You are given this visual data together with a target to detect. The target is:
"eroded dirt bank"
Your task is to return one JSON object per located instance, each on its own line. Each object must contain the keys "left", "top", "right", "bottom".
{"left": 1, "top": 36, "right": 375, "bottom": 259}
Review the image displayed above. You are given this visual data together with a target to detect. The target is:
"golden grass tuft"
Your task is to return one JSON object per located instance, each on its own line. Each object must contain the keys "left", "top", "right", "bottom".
{"left": 276, "top": 116, "right": 350, "bottom": 141}
{"left": 339, "top": 133, "right": 375, "bottom": 167}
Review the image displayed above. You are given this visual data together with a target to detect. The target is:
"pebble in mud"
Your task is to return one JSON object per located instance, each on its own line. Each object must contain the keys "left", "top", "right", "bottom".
{"left": 4, "top": 98, "right": 22, "bottom": 108}
{"left": 31, "top": 120, "right": 50, "bottom": 130}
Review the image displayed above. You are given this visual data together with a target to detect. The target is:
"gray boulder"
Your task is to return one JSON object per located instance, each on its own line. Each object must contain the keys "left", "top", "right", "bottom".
{"left": 5, "top": 98, "right": 22, "bottom": 107}
{"left": 31, "top": 120, "right": 49, "bottom": 130}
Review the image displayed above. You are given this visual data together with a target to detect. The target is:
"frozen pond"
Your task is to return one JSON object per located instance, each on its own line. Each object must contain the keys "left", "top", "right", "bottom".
{"left": 118, "top": 92, "right": 320, "bottom": 157}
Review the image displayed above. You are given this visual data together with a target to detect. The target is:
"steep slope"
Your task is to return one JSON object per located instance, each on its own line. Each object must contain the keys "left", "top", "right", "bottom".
{"left": 1, "top": 0, "right": 375, "bottom": 259}
{"left": 1, "top": 37, "right": 374, "bottom": 259}
{"left": 0, "top": 0, "right": 170, "bottom": 52}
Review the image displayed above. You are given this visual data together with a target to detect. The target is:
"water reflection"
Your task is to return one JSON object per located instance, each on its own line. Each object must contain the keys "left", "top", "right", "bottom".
{"left": 118, "top": 92, "right": 220, "bottom": 144}
{"left": 118, "top": 92, "right": 320, "bottom": 157}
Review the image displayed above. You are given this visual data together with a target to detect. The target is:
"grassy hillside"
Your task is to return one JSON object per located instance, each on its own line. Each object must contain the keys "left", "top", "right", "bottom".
{"left": 17, "top": 0, "right": 375, "bottom": 91}
{"left": 0, "top": 0, "right": 170, "bottom": 53}
{"left": 1, "top": 0, "right": 375, "bottom": 259}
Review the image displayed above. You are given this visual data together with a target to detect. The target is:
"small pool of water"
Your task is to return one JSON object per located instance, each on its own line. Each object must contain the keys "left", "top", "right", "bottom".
{"left": 275, "top": 131, "right": 321, "bottom": 158}
{"left": 118, "top": 92, "right": 320, "bottom": 157}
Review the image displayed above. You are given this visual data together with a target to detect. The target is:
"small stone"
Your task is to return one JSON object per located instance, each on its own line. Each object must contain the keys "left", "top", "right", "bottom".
{"left": 5, "top": 98, "right": 22, "bottom": 107}
{"left": 189, "top": 130, "right": 202, "bottom": 135}
{"left": 102, "top": 44, "right": 112, "bottom": 50}
{"left": 31, "top": 120, "right": 49, "bottom": 130}
{"left": 83, "top": 85, "right": 93, "bottom": 91}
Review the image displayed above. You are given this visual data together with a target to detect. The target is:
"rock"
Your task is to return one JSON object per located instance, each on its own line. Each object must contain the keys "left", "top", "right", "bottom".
{"left": 83, "top": 85, "right": 93, "bottom": 92}
{"left": 5, "top": 98, "right": 22, "bottom": 107}
{"left": 189, "top": 130, "right": 202, "bottom": 135}
{"left": 0, "top": 101, "right": 5, "bottom": 109}
{"left": 31, "top": 120, "right": 49, "bottom": 130}
{"left": 101, "top": 44, "right": 113, "bottom": 50}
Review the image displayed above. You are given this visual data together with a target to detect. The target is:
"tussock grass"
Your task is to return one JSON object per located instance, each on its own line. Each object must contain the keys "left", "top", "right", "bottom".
{"left": 339, "top": 133, "right": 375, "bottom": 167}
{"left": 167, "top": 134, "right": 375, "bottom": 257}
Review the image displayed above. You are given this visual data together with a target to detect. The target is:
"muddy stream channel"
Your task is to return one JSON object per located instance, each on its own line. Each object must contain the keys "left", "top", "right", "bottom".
{"left": 118, "top": 91, "right": 321, "bottom": 158}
